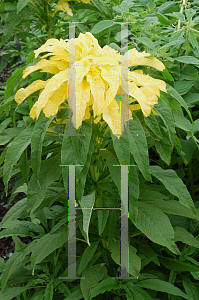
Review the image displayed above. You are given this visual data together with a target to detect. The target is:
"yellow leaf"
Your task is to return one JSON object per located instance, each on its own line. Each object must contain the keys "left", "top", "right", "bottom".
{"left": 30, "top": 70, "right": 68, "bottom": 119}
{"left": 15, "top": 79, "right": 49, "bottom": 105}
{"left": 103, "top": 100, "right": 122, "bottom": 137}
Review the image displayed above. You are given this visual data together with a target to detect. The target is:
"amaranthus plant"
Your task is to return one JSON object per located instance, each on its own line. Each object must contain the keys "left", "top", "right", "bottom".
{"left": 1, "top": 31, "right": 199, "bottom": 300}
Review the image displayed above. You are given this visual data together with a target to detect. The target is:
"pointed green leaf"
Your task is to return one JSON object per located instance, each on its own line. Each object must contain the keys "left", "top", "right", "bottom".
{"left": 129, "top": 114, "right": 151, "bottom": 181}
{"left": 31, "top": 113, "right": 55, "bottom": 180}
{"left": 130, "top": 202, "right": 180, "bottom": 254}
{"left": 3, "top": 125, "right": 34, "bottom": 191}
{"left": 44, "top": 282, "right": 53, "bottom": 300}
{"left": 174, "top": 227, "right": 199, "bottom": 248}
{"left": 136, "top": 279, "right": 192, "bottom": 300}
{"left": 80, "top": 264, "right": 107, "bottom": 300}
{"left": 78, "top": 241, "right": 99, "bottom": 275}
{"left": 150, "top": 165, "right": 196, "bottom": 212}
{"left": 80, "top": 191, "right": 95, "bottom": 246}
{"left": 89, "top": 277, "right": 117, "bottom": 299}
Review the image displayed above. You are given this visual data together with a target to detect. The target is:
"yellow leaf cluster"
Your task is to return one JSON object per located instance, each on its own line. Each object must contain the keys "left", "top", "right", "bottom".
{"left": 15, "top": 32, "right": 167, "bottom": 137}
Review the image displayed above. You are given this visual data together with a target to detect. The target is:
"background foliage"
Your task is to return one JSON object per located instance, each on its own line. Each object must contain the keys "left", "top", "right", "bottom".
{"left": 1, "top": 0, "right": 199, "bottom": 299}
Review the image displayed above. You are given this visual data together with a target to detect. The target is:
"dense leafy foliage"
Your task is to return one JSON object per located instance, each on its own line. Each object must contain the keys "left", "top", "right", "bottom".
{"left": 0, "top": 0, "right": 199, "bottom": 299}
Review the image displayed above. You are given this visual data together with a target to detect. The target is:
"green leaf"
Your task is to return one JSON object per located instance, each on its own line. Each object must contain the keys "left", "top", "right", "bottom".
{"left": 112, "top": 134, "right": 130, "bottom": 165}
{"left": 130, "top": 202, "right": 180, "bottom": 254}
{"left": 156, "top": 13, "right": 172, "bottom": 25}
{"left": 1, "top": 241, "right": 37, "bottom": 292}
{"left": 76, "top": 138, "right": 95, "bottom": 201}
{"left": 31, "top": 113, "right": 55, "bottom": 180}
{"left": 162, "top": 68, "right": 174, "bottom": 81}
{"left": 63, "top": 288, "right": 83, "bottom": 300}
{"left": 0, "top": 127, "right": 22, "bottom": 145}
{"left": 155, "top": 128, "right": 172, "bottom": 165}
{"left": 166, "top": 84, "right": 193, "bottom": 123}
{"left": 180, "top": 138, "right": 197, "bottom": 164}
{"left": 3, "top": 125, "right": 34, "bottom": 192}
{"left": 175, "top": 56, "right": 199, "bottom": 65}
{"left": 44, "top": 282, "right": 53, "bottom": 300}
{"left": 136, "top": 279, "right": 192, "bottom": 300}
{"left": 4, "top": 67, "right": 26, "bottom": 100}
{"left": 182, "top": 276, "right": 199, "bottom": 300}
{"left": 89, "top": 277, "right": 117, "bottom": 299}
{"left": 142, "top": 199, "right": 197, "bottom": 220}
{"left": 159, "top": 257, "right": 199, "bottom": 272}
{"left": 189, "top": 30, "right": 198, "bottom": 49}
{"left": 129, "top": 114, "right": 151, "bottom": 181}
{"left": 150, "top": 165, "right": 196, "bottom": 213}
{"left": 173, "top": 110, "right": 193, "bottom": 132}
{"left": 157, "top": 1, "right": 176, "bottom": 13}
{"left": 31, "top": 228, "right": 67, "bottom": 268}
{"left": 61, "top": 119, "right": 92, "bottom": 197}
{"left": 19, "top": 148, "right": 30, "bottom": 184}
{"left": 27, "top": 153, "right": 62, "bottom": 214}
{"left": 78, "top": 241, "right": 99, "bottom": 275}
{"left": 0, "top": 198, "right": 27, "bottom": 229}
{"left": 17, "top": 0, "right": 30, "bottom": 13}
{"left": 136, "top": 37, "right": 155, "bottom": 50}
{"left": 80, "top": 191, "right": 95, "bottom": 246}
{"left": 80, "top": 264, "right": 107, "bottom": 300}
{"left": 90, "top": 0, "right": 110, "bottom": 15}
{"left": 0, "top": 284, "right": 31, "bottom": 300}
{"left": 153, "top": 97, "right": 176, "bottom": 146}
{"left": 109, "top": 239, "right": 141, "bottom": 277}
{"left": 175, "top": 80, "right": 195, "bottom": 95}
{"left": 91, "top": 20, "right": 113, "bottom": 34}
{"left": 97, "top": 197, "right": 110, "bottom": 235}
{"left": 127, "top": 282, "right": 153, "bottom": 300}
{"left": 144, "top": 113, "right": 163, "bottom": 139}
{"left": 174, "top": 227, "right": 199, "bottom": 248}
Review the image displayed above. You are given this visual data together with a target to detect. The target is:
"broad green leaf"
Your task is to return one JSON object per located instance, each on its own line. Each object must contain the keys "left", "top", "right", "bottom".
{"left": 76, "top": 138, "right": 95, "bottom": 201}
{"left": 91, "top": 20, "right": 113, "bottom": 34}
{"left": 27, "top": 153, "right": 62, "bottom": 214}
{"left": 174, "top": 227, "right": 199, "bottom": 248}
{"left": 0, "top": 198, "right": 27, "bottom": 229}
{"left": 80, "top": 191, "right": 95, "bottom": 246}
{"left": 63, "top": 288, "right": 83, "bottom": 300}
{"left": 1, "top": 241, "right": 37, "bottom": 292}
{"left": 129, "top": 289, "right": 145, "bottom": 300}
{"left": 144, "top": 113, "right": 162, "bottom": 139}
{"left": 175, "top": 56, "right": 199, "bottom": 65}
{"left": 155, "top": 128, "right": 172, "bottom": 165}
{"left": 173, "top": 110, "right": 193, "bottom": 132}
{"left": 159, "top": 257, "right": 199, "bottom": 272}
{"left": 180, "top": 138, "right": 197, "bottom": 164}
{"left": 61, "top": 119, "right": 92, "bottom": 197}
{"left": 3, "top": 125, "right": 34, "bottom": 191}
{"left": 136, "top": 37, "right": 155, "bottom": 50}
{"left": 154, "top": 97, "right": 175, "bottom": 146}
{"left": 109, "top": 239, "right": 141, "bottom": 277}
{"left": 156, "top": 13, "right": 172, "bottom": 26}
{"left": 157, "top": 1, "right": 176, "bottom": 13}
{"left": 108, "top": 210, "right": 119, "bottom": 248}
{"left": 182, "top": 276, "right": 199, "bottom": 300}
{"left": 162, "top": 68, "right": 174, "bottom": 81}
{"left": 97, "top": 197, "right": 110, "bottom": 235}
{"left": 44, "top": 282, "right": 53, "bottom": 300}
{"left": 17, "top": 0, "right": 30, "bottom": 13}
{"left": 89, "top": 277, "right": 117, "bottom": 299}
{"left": 113, "top": 0, "right": 134, "bottom": 13}
{"left": 136, "top": 279, "right": 192, "bottom": 300}
{"left": 129, "top": 114, "right": 151, "bottom": 181}
{"left": 0, "top": 99, "right": 13, "bottom": 115}
{"left": 150, "top": 165, "right": 196, "bottom": 213}
{"left": 0, "top": 117, "right": 12, "bottom": 134}
{"left": 0, "top": 284, "right": 31, "bottom": 300}
{"left": 0, "top": 127, "right": 22, "bottom": 145}
{"left": 78, "top": 241, "right": 99, "bottom": 275}
{"left": 80, "top": 264, "right": 107, "bottom": 300}
{"left": 166, "top": 84, "right": 193, "bottom": 123}
{"left": 31, "top": 113, "right": 55, "bottom": 180}
{"left": 142, "top": 199, "right": 197, "bottom": 220}
{"left": 175, "top": 80, "right": 195, "bottom": 95}
{"left": 127, "top": 282, "right": 153, "bottom": 300}
{"left": 180, "top": 65, "right": 199, "bottom": 81}
{"left": 31, "top": 228, "right": 67, "bottom": 267}
{"left": 19, "top": 148, "right": 30, "bottom": 183}
{"left": 90, "top": 0, "right": 110, "bottom": 15}
{"left": 4, "top": 67, "right": 26, "bottom": 100}
{"left": 112, "top": 134, "right": 130, "bottom": 165}
{"left": 189, "top": 31, "right": 198, "bottom": 49}
{"left": 130, "top": 202, "right": 180, "bottom": 254}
